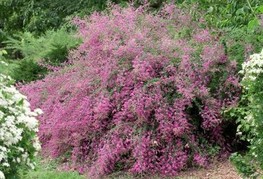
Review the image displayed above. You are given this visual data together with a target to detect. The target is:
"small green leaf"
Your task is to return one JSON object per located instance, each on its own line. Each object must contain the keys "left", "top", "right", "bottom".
{"left": 247, "top": 18, "right": 259, "bottom": 32}
{"left": 0, "top": 50, "right": 7, "bottom": 56}
{"left": 257, "top": 5, "right": 263, "bottom": 13}
{"left": 207, "top": 6, "right": 214, "bottom": 13}
{"left": 17, "top": 99, "right": 24, "bottom": 106}
{"left": 236, "top": 8, "right": 245, "bottom": 15}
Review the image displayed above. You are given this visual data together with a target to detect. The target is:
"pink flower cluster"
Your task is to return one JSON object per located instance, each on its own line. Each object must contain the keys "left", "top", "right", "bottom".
{"left": 20, "top": 4, "right": 240, "bottom": 177}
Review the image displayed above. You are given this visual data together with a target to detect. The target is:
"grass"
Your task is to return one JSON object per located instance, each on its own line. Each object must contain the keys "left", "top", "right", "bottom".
{"left": 23, "top": 171, "right": 85, "bottom": 179}
{"left": 18, "top": 157, "right": 85, "bottom": 179}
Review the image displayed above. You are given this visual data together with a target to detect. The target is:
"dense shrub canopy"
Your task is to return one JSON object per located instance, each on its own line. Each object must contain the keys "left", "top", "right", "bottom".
{"left": 21, "top": 4, "right": 241, "bottom": 177}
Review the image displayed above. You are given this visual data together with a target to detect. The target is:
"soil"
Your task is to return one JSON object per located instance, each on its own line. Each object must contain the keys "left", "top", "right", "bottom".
{"left": 177, "top": 160, "right": 242, "bottom": 179}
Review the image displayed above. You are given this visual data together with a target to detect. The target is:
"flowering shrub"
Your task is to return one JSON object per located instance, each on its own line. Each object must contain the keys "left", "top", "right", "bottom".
{"left": 237, "top": 49, "right": 263, "bottom": 142}
{"left": 21, "top": 4, "right": 240, "bottom": 177}
{"left": 230, "top": 49, "right": 263, "bottom": 177}
{"left": 0, "top": 70, "right": 42, "bottom": 178}
{"left": 240, "top": 49, "right": 263, "bottom": 83}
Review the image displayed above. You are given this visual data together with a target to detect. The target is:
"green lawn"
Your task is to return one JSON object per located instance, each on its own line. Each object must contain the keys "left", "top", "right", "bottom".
{"left": 18, "top": 158, "right": 84, "bottom": 179}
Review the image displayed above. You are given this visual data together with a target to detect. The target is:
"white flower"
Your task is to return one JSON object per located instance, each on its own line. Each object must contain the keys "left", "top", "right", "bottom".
{"left": 18, "top": 147, "right": 24, "bottom": 152}
{"left": 17, "top": 157, "right": 21, "bottom": 163}
{"left": 22, "top": 152, "right": 29, "bottom": 160}
{"left": 0, "top": 111, "right": 4, "bottom": 118}
{"left": 240, "top": 49, "right": 263, "bottom": 88}
{"left": 34, "top": 108, "right": 43, "bottom": 115}
{"left": 0, "top": 99, "right": 8, "bottom": 107}
{"left": 33, "top": 139, "right": 41, "bottom": 152}
{"left": 25, "top": 117, "right": 38, "bottom": 130}
{"left": 2, "top": 163, "right": 9, "bottom": 167}
{"left": 23, "top": 100, "right": 30, "bottom": 107}
{"left": 0, "top": 60, "right": 8, "bottom": 66}
{"left": 28, "top": 163, "right": 35, "bottom": 170}
{"left": 0, "top": 171, "right": 5, "bottom": 179}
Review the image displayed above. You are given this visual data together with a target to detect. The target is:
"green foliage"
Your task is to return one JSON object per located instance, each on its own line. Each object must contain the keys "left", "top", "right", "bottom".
{"left": 3, "top": 28, "right": 81, "bottom": 83}
{"left": 11, "top": 59, "right": 48, "bottom": 83}
{"left": 0, "top": 62, "right": 17, "bottom": 82}
{"left": 0, "top": 0, "right": 128, "bottom": 36}
{"left": 132, "top": 0, "right": 165, "bottom": 7}
{"left": 0, "top": 49, "right": 7, "bottom": 57}
{"left": 222, "top": 26, "right": 263, "bottom": 70}
{"left": 0, "top": 50, "right": 19, "bottom": 80}
{"left": 230, "top": 153, "right": 257, "bottom": 178}
{"left": 5, "top": 28, "right": 81, "bottom": 65}
{"left": 179, "top": 0, "right": 262, "bottom": 29}
{"left": 18, "top": 157, "right": 85, "bottom": 179}
{"left": 0, "top": 49, "right": 47, "bottom": 83}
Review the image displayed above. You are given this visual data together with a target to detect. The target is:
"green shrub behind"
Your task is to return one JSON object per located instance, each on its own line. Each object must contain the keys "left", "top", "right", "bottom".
{"left": 3, "top": 28, "right": 81, "bottom": 83}
{"left": 5, "top": 28, "right": 81, "bottom": 64}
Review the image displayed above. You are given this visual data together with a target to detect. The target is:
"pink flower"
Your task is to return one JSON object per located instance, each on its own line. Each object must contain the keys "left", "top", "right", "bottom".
{"left": 20, "top": 3, "right": 240, "bottom": 178}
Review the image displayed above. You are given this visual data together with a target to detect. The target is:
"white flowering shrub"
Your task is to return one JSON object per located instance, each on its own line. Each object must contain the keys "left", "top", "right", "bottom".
{"left": 237, "top": 49, "right": 263, "bottom": 136}
{"left": 0, "top": 71, "right": 42, "bottom": 179}
{"left": 241, "top": 49, "right": 263, "bottom": 86}
{"left": 230, "top": 49, "right": 263, "bottom": 177}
